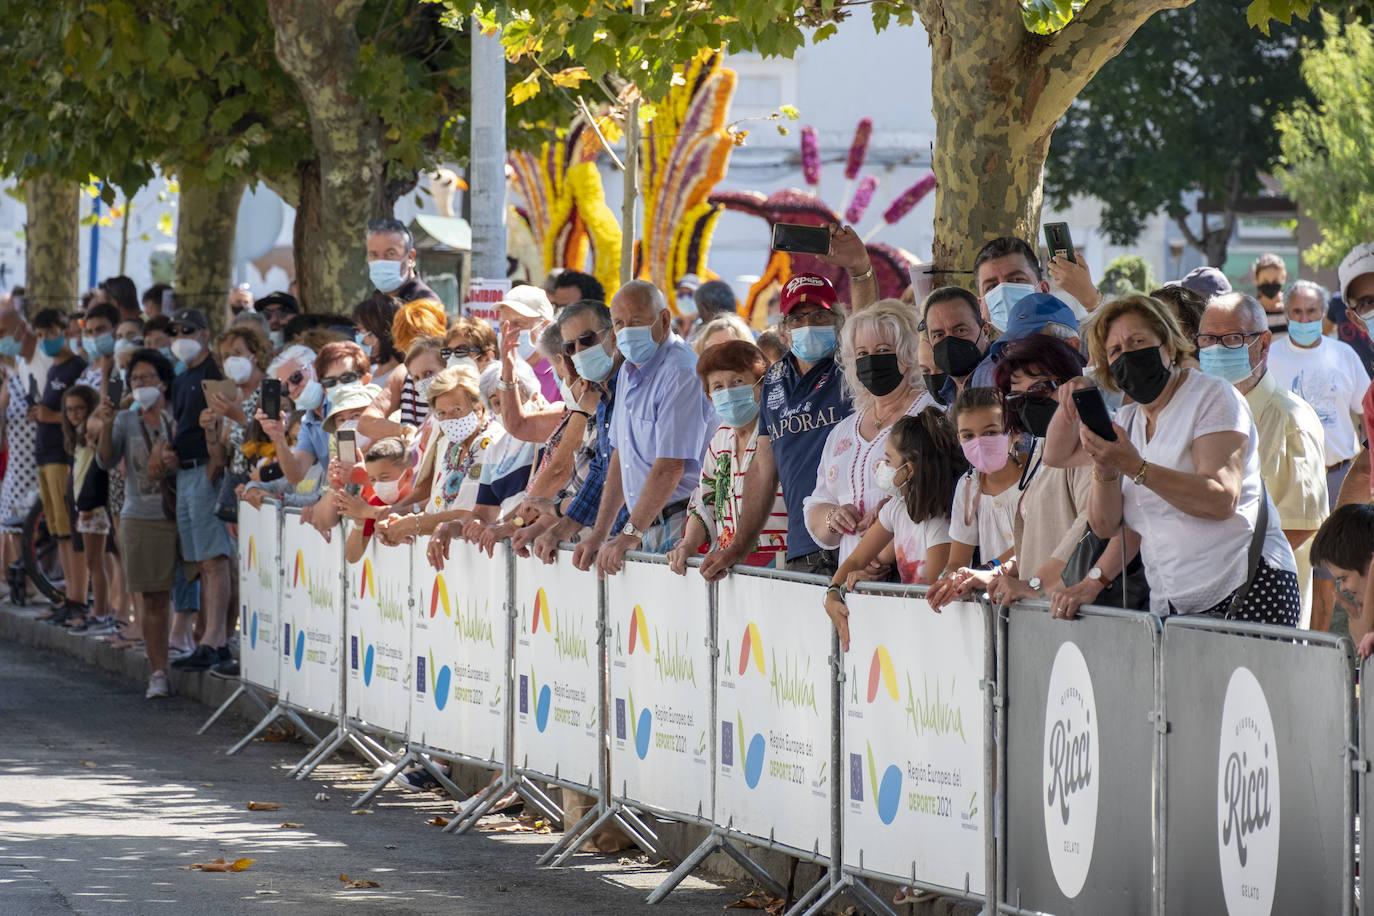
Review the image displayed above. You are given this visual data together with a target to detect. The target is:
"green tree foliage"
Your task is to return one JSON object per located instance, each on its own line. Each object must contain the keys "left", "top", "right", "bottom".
{"left": 1044, "top": 0, "right": 1318, "bottom": 267}
{"left": 1098, "top": 254, "right": 1157, "bottom": 297}
{"left": 1277, "top": 12, "right": 1374, "bottom": 268}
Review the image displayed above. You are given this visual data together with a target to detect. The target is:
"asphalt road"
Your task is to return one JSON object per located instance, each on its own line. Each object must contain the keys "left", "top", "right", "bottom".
{"left": 0, "top": 640, "right": 741, "bottom": 915}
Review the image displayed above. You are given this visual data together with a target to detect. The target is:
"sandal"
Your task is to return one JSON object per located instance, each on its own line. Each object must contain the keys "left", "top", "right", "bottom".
{"left": 106, "top": 636, "right": 144, "bottom": 650}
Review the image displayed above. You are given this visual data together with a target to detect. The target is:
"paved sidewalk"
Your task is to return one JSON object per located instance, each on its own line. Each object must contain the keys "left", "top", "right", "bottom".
{"left": 0, "top": 639, "right": 741, "bottom": 915}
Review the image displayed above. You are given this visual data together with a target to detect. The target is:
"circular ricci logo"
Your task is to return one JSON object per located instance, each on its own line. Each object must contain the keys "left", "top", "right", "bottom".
{"left": 1216, "top": 666, "right": 1280, "bottom": 915}
{"left": 1042, "top": 641, "right": 1099, "bottom": 899}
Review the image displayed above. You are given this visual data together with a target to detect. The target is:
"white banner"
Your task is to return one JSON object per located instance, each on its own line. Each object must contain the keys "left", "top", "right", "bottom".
{"left": 278, "top": 518, "right": 343, "bottom": 717}
{"left": 512, "top": 549, "right": 600, "bottom": 789}
{"left": 344, "top": 531, "right": 412, "bottom": 737}
{"left": 237, "top": 501, "right": 281, "bottom": 693}
{"left": 408, "top": 537, "right": 508, "bottom": 762}
{"left": 606, "top": 557, "right": 712, "bottom": 818}
{"left": 842, "top": 594, "right": 987, "bottom": 893}
{"left": 464, "top": 277, "right": 510, "bottom": 331}
{"left": 716, "top": 574, "right": 833, "bottom": 854}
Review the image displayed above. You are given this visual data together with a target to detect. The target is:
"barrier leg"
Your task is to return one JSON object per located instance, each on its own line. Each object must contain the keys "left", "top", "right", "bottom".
{"left": 289, "top": 725, "right": 348, "bottom": 778}
{"left": 790, "top": 872, "right": 842, "bottom": 916}
{"left": 197, "top": 682, "right": 269, "bottom": 735}
{"left": 353, "top": 748, "right": 418, "bottom": 808}
{"left": 720, "top": 840, "right": 788, "bottom": 898}
{"left": 349, "top": 731, "right": 396, "bottom": 766}
{"left": 536, "top": 801, "right": 603, "bottom": 866}
{"left": 282, "top": 709, "right": 321, "bottom": 745}
{"left": 612, "top": 805, "right": 663, "bottom": 853}
{"left": 343, "top": 732, "right": 388, "bottom": 771}
{"left": 550, "top": 804, "right": 624, "bottom": 867}
{"left": 444, "top": 779, "right": 504, "bottom": 833}
{"left": 225, "top": 702, "right": 299, "bottom": 756}
{"left": 646, "top": 834, "right": 725, "bottom": 904}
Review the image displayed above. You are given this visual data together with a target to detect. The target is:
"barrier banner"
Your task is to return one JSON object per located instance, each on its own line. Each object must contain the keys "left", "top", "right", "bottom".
{"left": 715, "top": 572, "right": 832, "bottom": 854}
{"left": 407, "top": 538, "right": 507, "bottom": 761}
{"left": 237, "top": 501, "right": 281, "bottom": 693}
{"left": 842, "top": 593, "right": 986, "bottom": 893}
{"left": 278, "top": 517, "right": 343, "bottom": 716}
{"left": 512, "top": 549, "right": 600, "bottom": 788}
{"left": 1163, "top": 621, "right": 1351, "bottom": 915}
{"left": 1005, "top": 604, "right": 1158, "bottom": 913}
{"left": 344, "top": 531, "right": 412, "bottom": 737}
{"left": 606, "top": 555, "right": 712, "bottom": 817}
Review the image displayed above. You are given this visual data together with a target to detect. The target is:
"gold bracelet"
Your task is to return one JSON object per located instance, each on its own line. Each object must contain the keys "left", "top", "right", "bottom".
{"left": 1092, "top": 467, "right": 1120, "bottom": 484}
{"left": 1133, "top": 460, "right": 1149, "bottom": 486}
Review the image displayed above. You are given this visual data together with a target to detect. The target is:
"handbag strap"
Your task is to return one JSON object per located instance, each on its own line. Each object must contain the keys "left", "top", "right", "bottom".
{"left": 1228, "top": 481, "right": 1269, "bottom": 616}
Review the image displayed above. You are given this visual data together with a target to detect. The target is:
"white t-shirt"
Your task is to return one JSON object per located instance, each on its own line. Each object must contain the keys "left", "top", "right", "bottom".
{"left": 1266, "top": 334, "right": 1368, "bottom": 463}
{"left": 877, "top": 498, "right": 950, "bottom": 586}
{"left": 948, "top": 472, "right": 1016, "bottom": 563}
{"left": 1117, "top": 370, "right": 1295, "bottom": 616}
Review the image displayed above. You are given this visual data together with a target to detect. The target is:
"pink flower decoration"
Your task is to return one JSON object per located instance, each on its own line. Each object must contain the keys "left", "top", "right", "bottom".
{"left": 834, "top": 436, "right": 853, "bottom": 456}
{"left": 800, "top": 126, "right": 821, "bottom": 186}
{"left": 844, "top": 119, "right": 872, "bottom": 180}
{"left": 845, "top": 176, "right": 879, "bottom": 225}
{"left": 882, "top": 173, "right": 936, "bottom": 224}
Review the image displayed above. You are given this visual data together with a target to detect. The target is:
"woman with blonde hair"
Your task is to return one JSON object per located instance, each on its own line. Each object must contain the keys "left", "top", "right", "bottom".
{"left": 692, "top": 313, "right": 755, "bottom": 356}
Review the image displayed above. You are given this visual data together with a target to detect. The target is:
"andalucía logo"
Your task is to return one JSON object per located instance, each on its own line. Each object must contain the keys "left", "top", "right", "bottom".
{"left": 738, "top": 621, "right": 764, "bottom": 676}
{"left": 528, "top": 667, "right": 552, "bottom": 731}
{"left": 1043, "top": 641, "right": 1099, "bottom": 899}
{"left": 428, "top": 649, "right": 451, "bottom": 710}
{"left": 359, "top": 557, "right": 375, "bottom": 599}
{"left": 628, "top": 605, "right": 651, "bottom": 655}
{"left": 246, "top": 535, "right": 256, "bottom": 571}
{"left": 430, "top": 574, "right": 451, "bottom": 618}
{"left": 292, "top": 549, "right": 306, "bottom": 588}
{"left": 627, "top": 688, "right": 651, "bottom": 759}
{"left": 293, "top": 619, "right": 305, "bottom": 670}
{"left": 358, "top": 630, "right": 374, "bottom": 686}
{"left": 736, "top": 710, "right": 766, "bottom": 788}
{"left": 532, "top": 587, "right": 552, "bottom": 634}
{"left": 862, "top": 646, "right": 903, "bottom": 826}
{"left": 248, "top": 604, "right": 257, "bottom": 650}
{"left": 1217, "top": 666, "right": 1280, "bottom": 916}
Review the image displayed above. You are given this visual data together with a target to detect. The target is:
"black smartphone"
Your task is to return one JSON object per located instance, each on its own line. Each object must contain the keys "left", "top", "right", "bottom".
{"left": 106, "top": 373, "right": 123, "bottom": 407}
{"left": 1044, "top": 221, "right": 1075, "bottom": 264}
{"left": 1072, "top": 387, "right": 1117, "bottom": 442}
{"left": 259, "top": 378, "right": 282, "bottom": 420}
{"left": 771, "top": 222, "right": 831, "bottom": 256}
{"left": 259, "top": 462, "right": 284, "bottom": 482}
{"left": 26, "top": 374, "right": 39, "bottom": 406}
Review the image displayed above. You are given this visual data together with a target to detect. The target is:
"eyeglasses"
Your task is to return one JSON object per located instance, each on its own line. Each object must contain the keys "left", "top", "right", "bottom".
{"left": 128, "top": 375, "right": 160, "bottom": 386}
{"left": 285, "top": 371, "right": 305, "bottom": 387}
{"left": 169, "top": 324, "right": 200, "bottom": 337}
{"left": 1195, "top": 332, "right": 1262, "bottom": 350}
{"left": 1350, "top": 295, "right": 1374, "bottom": 314}
{"left": 440, "top": 346, "right": 482, "bottom": 360}
{"left": 321, "top": 372, "right": 361, "bottom": 389}
{"left": 562, "top": 330, "right": 606, "bottom": 356}
{"left": 261, "top": 307, "right": 287, "bottom": 319}
{"left": 782, "top": 308, "right": 834, "bottom": 330}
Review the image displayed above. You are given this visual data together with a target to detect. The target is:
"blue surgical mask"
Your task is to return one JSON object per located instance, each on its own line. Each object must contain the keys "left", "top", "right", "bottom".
{"left": 39, "top": 336, "right": 65, "bottom": 358}
{"left": 711, "top": 385, "right": 760, "bottom": 428}
{"left": 571, "top": 342, "right": 615, "bottom": 384}
{"left": 1288, "top": 319, "right": 1323, "bottom": 346}
{"left": 84, "top": 333, "right": 115, "bottom": 357}
{"left": 983, "top": 282, "right": 1037, "bottom": 333}
{"left": 517, "top": 329, "right": 536, "bottom": 360}
{"left": 0, "top": 335, "right": 22, "bottom": 357}
{"left": 1198, "top": 343, "right": 1256, "bottom": 385}
{"left": 368, "top": 258, "right": 405, "bottom": 293}
{"left": 616, "top": 325, "right": 661, "bottom": 365}
{"left": 295, "top": 379, "right": 324, "bottom": 412}
{"left": 269, "top": 329, "right": 284, "bottom": 351}
{"left": 789, "top": 324, "right": 837, "bottom": 363}
{"left": 173, "top": 359, "right": 187, "bottom": 376}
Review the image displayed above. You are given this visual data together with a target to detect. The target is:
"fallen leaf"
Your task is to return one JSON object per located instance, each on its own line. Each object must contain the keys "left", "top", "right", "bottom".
{"left": 279, "top": 822, "right": 304, "bottom": 829}
{"left": 201, "top": 783, "right": 214, "bottom": 787}
{"left": 350, "top": 809, "right": 372, "bottom": 816}
{"left": 426, "top": 816, "right": 450, "bottom": 827}
{"left": 246, "top": 801, "right": 281, "bottom": 811}
{"left": 80, "top": 761, "right": 96, "bottom": 768}
{"left": 186, "top": 857, "right": 254, "bottom": 873}
{"left": 339, "top": 874, "right": 380, "bottom": 889}
{"left": 727, "top": 892, "right": 786, "bottom": 913}
{"left": 481, "top": 813, "right": 553, "bottom": 834}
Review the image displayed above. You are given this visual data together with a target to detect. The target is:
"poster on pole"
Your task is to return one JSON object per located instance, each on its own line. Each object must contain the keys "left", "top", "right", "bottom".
{"left": 842, "top": 593, "right": 987, "bottom": 894}
{"left": 512, "top": 549, "right": 601, "bottom": 789}
{"left": 715, "top": 573, "right": 833, "bottom": 854}
{"left": 237, "top": 501, "right": 281, "bottom": 694}
{"left": 606, "top": 556, "right": 713, "bottom": 819}
{"left": 464, "top": 278, "right": 510, "bottom": 331}
{"left": 408, "top": 537, "right": 508, "bottom": 763}
{"left": 345, "top": 531, "right": 412, "bottom": 737}
{"left": 278, "top": 519, "right": 343, "bottom": 717}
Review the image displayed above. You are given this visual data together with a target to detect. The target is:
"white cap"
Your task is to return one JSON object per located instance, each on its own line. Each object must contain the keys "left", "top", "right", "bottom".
{"left": 676, "top": 273, "right": 702, "bottom": 293}
{"left": 497, "top": 285, "right": 554, "bottom": 321}
{"left": 1338, "top": 242, "right": 1374, "bottom": 304}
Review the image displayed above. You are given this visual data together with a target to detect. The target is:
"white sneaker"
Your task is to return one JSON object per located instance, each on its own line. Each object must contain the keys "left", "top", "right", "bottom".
{"left": 145, "top": 670, "right": 170, "bottom": 699}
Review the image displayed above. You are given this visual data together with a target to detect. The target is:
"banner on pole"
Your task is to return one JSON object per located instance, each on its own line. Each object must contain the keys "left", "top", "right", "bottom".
{"left": 278, "top": 518, "right": 342, "bottom": 717}
{"left": 842, "top": 594, "right": 987, "bottom": 893}
{"left": 715, "top": 573, "right": 832, "bottom": 854}
{"left": 512, "top": 550, "right": 600, "bottom": 788}
{"left": 464, "top": 277, "right": 510, "bottom": 331}
{"left": 606, "top": 556, "right": 713, "bottom": 818}
{"left": 345, "top": 531, "right": 412, "bottom": 737}
{"left": 237, "top": 501, "right": 281, "bottom": 693}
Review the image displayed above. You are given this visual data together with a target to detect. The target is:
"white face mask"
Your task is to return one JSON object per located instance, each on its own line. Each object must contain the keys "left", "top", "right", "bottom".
{"left": 224, "top": 356, "right": 254, "bottom": 384}
{"left": 170, "top": 337, "right": 202, "bottom": 363}
{"left": 412, "top": 375, "right": 435, "bottom": 402}
{"left": 440, "top": 412, "right": 479, "bottom": 443}
{"left": 131, "top": 386, "right": 161, "bottom": 410}
{"left": 556, "top": 375, "right": 577, "bottom": 406}
{"left": 874, "top": 461, "right": 905, "bottom": 497}
{"left": 371, "top": 476, "right": 407, "bottom": 504}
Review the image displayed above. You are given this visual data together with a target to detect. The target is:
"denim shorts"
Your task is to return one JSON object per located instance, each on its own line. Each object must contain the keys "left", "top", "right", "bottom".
{"left": 176, "top": 466, "right": 232, "bottom": 562}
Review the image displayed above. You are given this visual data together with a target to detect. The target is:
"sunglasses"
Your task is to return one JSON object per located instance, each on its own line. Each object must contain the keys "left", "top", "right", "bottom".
{"left": 561, "top": 330, "right": 605, "bottom": 356}
{"left": 321, "top": 371, "right": 361, "bottom": 389}
{"left": 169, "top": 324, "right": 201, "bottom": 337}
{"left": 285, "top": 370, "right": 305, "bottom": 387}
{"left": 440, "top": 346, "right": 481, "bottom": 360}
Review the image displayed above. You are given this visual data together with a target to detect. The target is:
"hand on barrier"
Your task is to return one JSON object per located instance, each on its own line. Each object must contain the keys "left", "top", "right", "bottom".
{"left": 331, "top": 488, "right": 374, "bottom": 523}
{"left": 510, "top": 522, "right": 541, "bottom": 557}
{"left": 698, "top": 543, "right": 743, "bottom": 581}
{"left": 596, "top": 533, "right": 636, "bottom": 578}
{"left": 1049, "top": 578, "right": 1100, "bottom": 620}
{"left": 666, "top": 541, "right": 689, "bottom": 575}
{"left": 460, "top": 517, "right": 487, "bottom": 544}
{"left": 533, "top": 529, "right": 563, "bottom": 565}
{"left": 1359, "top": 632, "right": 1374, "bottom": 661}
{"left": 572, "top": 535, "right": 602, "bottom": 572}
{"left": 241, "top": 486, "right": 267, "bottom": 509}
{"left": 988, "top": 574, "right": 1039, "bottom": 607}
{"left": 478, "top": 522, "right": 513, "bottom": 557}
{"left": 824, "top": 592, "right": 851, "bottom": 652}
{"left": 843, "top": 557, "right": 891, "bottom": 590}
{"left": 427, "top": 524, "right": 452, "bottom": 569}
{"left": 373, "top": 514, "right": 412, "bottom": 547}
{"left": 926, "top": 567, "right": 986, "bottom": 611}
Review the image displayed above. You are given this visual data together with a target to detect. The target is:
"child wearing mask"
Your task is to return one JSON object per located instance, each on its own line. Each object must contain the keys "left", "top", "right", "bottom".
{"left": 343, "top": 436, "right": 416, "bottom": 563}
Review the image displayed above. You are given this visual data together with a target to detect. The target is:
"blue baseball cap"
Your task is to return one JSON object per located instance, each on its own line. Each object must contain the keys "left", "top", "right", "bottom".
{"left": 991, "top": 293, "right": 1079, "bottom": 355}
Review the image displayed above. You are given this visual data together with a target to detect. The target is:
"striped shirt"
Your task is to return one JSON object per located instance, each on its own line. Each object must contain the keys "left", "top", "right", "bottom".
{"left": 398, "top": 374, "right": 428, "bottom": 427}
{"left": 687, "top": 423, "right": 788, "bottom": 565}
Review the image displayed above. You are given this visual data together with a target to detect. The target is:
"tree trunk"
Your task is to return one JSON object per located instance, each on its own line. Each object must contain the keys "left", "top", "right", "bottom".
{"left": 23, "top": 176, "right": 80, "bottom": 316}
{"left": 918, "top": 0, "right": 1194, "bottom": 284}
{"left": 174, "top": 177, "right": 246, "bottom": 337}
{"left": 291, "top": 157, "right": 329, "bottom": 313}
{"left": 267, "top": 0, "right": 385, "bottom": 314}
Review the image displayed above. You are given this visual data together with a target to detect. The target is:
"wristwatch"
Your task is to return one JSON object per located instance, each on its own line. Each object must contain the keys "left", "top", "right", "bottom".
{"left": 496, "top": 378, "right": 515, "bottom": 391}
{"left": 1087, "top": 566, "right": 1109, "bottom": 585}
{"left": 1028, "top": 576, "right": 1043, "bottom": 593}
{"left": 621, "top": 521, "right": 644, "bottom": 542}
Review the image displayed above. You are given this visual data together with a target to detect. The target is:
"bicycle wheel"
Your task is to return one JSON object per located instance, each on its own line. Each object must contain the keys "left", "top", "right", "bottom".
{"left": 22, "top": 499, "right": 66, "bottom": 603}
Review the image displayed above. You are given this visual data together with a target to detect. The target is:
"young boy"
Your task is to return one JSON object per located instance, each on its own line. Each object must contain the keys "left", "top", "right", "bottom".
{"left": 1310, "top": 503, "right": 1374, "bottom": 658}
{"left": 342, "top": 436, "right": 414, "bottom": 563}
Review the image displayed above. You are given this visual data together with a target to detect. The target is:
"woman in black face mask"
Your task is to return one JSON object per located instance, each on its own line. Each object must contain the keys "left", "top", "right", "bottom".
{"left": 1042, "top": 295, "right": 1301, "bottom": 627}
{"left": 985, "top": 335, "right": 1144, "bottom": 616}
{"left": 802, "top": 301, "right": 940, "bottom": 566}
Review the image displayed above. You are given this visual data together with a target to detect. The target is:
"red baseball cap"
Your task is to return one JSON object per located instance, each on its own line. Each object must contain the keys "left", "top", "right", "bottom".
{"left": 780, "top": 273, "right": 838, "bottom": 315}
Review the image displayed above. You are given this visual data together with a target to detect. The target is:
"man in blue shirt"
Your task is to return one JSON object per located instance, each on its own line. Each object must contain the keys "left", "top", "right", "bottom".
{"left": 573, "top": 281, "right": 717, "bottom": 577}
{"left": 699, "top": 227, "right": 878, "bottom": 580}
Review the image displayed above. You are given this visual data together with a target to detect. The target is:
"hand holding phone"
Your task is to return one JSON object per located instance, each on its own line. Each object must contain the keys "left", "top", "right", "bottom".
{"left": 336, "top": 429, "right": 362, "bottom": 496}
{"left": 1044, "top": 222, "right": 1075, "bottom": 264}
{"left": 1071, "top": 386, "right": 1117, "bottom": 442}
{"left": 106, "top": 374, "right": 123, "bottom": 408}
{"left": 771, "top": 222, "right": 832, "bottom": 256}
{"left": 259, "top": 378, "right": 282, "bottom": 420}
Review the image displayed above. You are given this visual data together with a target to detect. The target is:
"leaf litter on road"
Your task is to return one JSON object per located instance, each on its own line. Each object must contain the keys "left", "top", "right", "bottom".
{"left": 246, "top": 801, "right": 282, "bottom": 811}
{"left": 185, "top": 858, "right": 254, "bottom": 872}
{"left": 339, "top": 874, "right": 380, "bottom": 889}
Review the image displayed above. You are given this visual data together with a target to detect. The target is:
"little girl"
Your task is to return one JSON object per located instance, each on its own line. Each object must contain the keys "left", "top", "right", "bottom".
{"left": 63, "top": 385, "right": 110, "bottom": 630}
{"left": 926, "top": 386, "right": 1024, "bottom": 611}
{"left": 823, "top": 408, "right": 966, "bottom": 650}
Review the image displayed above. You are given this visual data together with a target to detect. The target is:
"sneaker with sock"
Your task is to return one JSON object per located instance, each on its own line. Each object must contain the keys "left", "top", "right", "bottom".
{"left": 397, "top": 767, "right": 444, "bottom": 793}
{"left": 146, "top": 671, "right": 170, "bottom": 699}
{"left": 170, "top": 644, "right": 217, "bottom": 670}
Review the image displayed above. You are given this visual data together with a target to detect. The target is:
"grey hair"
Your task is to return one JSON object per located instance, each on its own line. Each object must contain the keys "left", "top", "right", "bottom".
{"left": 268, "top": 343, "right": 316, "bottom": 377}
{"left": 1287, "top": 279, "right": 1330, "bottom": 310}
{"left": 478, "top": 361, "right": 538, "bottom": 411}
{"left": 838, "top": 298, "right": 924, "bottom": 414}
{"left": 232, "top": 310, "right": 271, "bottom": 340}
{"left": 614, "top": 279, "right": 667, "bottom": 314}
{"left": 694, "top": 280, "right": 738, "bottom": 318}
{"left": 1207, "top": 292, "right": 1268, "bottom": 334}
{"left": 556, "top": 299, "right": 612, "bottom": 334}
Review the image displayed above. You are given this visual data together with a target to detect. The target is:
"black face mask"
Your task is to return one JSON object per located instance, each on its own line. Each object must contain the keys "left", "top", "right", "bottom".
{"left": 1110, "top": 346, "right": 1172, "bottom": 404}
{"left": 1016, "top": 396, "right": 1058, "bottom": 437}
{"left": 1257, "top": 281, "right": 1283, "bottom": 299}
{"left": 855, "top": 353, "right": 904, "bottom": 397}
{"left": 932, "top": 334, "right": 983, "bottom": 377}
{"left": 923, "top": 372, "right": 949, "bottom": 405}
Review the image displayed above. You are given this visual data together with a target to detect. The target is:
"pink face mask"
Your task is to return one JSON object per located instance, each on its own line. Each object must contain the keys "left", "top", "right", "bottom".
{"left": 961, "top": 433, "right": 1011, "bottom": 474}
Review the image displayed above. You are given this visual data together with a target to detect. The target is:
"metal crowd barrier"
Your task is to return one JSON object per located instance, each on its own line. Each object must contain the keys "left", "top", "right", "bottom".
{"left": 220, "top": 500, "right": 1362, "bottom": 915}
